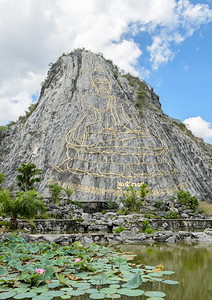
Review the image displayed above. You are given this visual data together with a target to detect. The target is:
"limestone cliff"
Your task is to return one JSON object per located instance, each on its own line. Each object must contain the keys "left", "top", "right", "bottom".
{"left": 0, "top": 49, "right": 212, "bottom": 202}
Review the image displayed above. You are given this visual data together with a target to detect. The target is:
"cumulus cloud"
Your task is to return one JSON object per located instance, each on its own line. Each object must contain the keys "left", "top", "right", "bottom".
{"left": 183, "top": 116, "right": 212, "bottom": 143}
{"left": 0, "top": 0, "right": 211, "bottom": 124}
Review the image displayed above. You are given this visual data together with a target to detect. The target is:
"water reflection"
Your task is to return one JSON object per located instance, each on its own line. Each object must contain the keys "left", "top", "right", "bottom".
{"left": 115, "top": 242, "right": 212, "bottom": 300}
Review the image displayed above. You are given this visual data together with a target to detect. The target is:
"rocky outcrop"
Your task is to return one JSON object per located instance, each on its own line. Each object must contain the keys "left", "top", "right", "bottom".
{"left": 0, "top": 49, "right": 212, "bottom": 202}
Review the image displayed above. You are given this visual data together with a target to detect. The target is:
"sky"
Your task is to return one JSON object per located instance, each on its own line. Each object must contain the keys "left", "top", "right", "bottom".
{"left": 0, "top": 0, "right": 212, "bottom": 144}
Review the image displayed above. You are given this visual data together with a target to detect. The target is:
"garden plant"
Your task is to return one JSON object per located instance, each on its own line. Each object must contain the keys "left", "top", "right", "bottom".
{"left": 0, "top": 235, "right": 179, "bottom": 300}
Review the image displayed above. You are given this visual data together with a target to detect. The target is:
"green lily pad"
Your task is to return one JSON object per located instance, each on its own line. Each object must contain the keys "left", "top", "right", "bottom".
{"left": 47, "top": 280, "right": 61, "bottom": 289}
{"left": 148, "top": 272, "right": 163, "bottom": 277}
{"left": 163, "top": 279, "right": 179, "bottom": 285}
{"left": 67, "top": 290, "right": 86, "bottom": 296}
{"left": 122, "top": 271, "right": 142, "bottom": 289}
{"left": 117, "top": 288, "right": 132, "bottom": 295}
{"left": 61, "top": 295, "right": 70, "bottom": 299}
{"left": 86, "top": 289, "right": 100, "bottom": 294}
{"left": 31, "top": 286, "right": 48, "bottom": 293}
{"left": 60, "top": 287, "right": 73, "bottom": 292}
{"left": 106, "top": 294, "right": 121, "bottom": 298}
{"left": 71, "top": 282, "right": 91, "bottom": 289}
{"left": 41, "top": 291, "right": 65, "bottom": 297}
{"left": 32, "top": 296, "right": 53, "bottom": 300}
{"left": 100, "top": 288, "right": 118, "bottom": 294}
{"left": 145, "top": 265, "right": 156, "bottom": 270}
{"left": 109, "top": 284, "right": 120, "bottom": 289}
{"left": 161, "top": 270, "right": 175, "bottom": 275}
{"left": 124, "top": 289, "right": 144, "bottom": 296}
{"left": 145, "top": 291, "right": 166, "bottom": 297}
{"left": 0, "top": 266, "right": 7, "bottom": 276}
{"left": 151, "top": 278, "right": 163, "bottom": 282}
{"left": 14, "top": 292, "right": 37, "bottom": 299}
{"left": 89, "top": 293, "right": 106, "bottom": 299}
{"left": 0, "top": 291, "right": 17, "bottom": 299}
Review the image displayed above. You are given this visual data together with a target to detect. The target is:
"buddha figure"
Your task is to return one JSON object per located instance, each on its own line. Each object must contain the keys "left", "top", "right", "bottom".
{"left": 55, "top": 63, "right": 177, "bottom": 179}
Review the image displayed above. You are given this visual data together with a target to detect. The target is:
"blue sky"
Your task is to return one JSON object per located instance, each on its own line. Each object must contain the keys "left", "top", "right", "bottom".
{"left": 0, "top": 0, "right": 211, "bottom": 143}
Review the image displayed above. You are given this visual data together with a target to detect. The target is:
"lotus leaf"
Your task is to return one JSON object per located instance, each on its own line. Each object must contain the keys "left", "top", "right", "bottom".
{"left": 122, "top": 271, "right": 142, "bottom": 289}
{"left": 145, "top": 291, "right": 166, "bottom": 297}
{"left": 47, "top": 280, "right": 61, "bottom": 289}
{"left": 32, "top": 296, "right": 53, "bottom": 300}
{"left": 100, "top": 287, "right": 118, "bottom": 294}
{"left": 86, "top": 289, "right": 100, "bottom": 294}
{"left": 0, "top": 266, "right": 7, "bottom": 276}
{"left": 109, "top": 284, "right": 120, "bottom": 288}
{"left": 60, "top": 287, "right": 73, "bottom": 292}
{"left": 145, "top": 265, "right": 156, "bottom": 269}
{"left": 61, "top": 295, "right": 70, "bottom": 299}
{"left": 89, "top": 292, "right": 106, "bottom": 299}
{"left": 124, "top": 289, "right": 144, "bottom": 296}
{"left": 0, "top": 291, "right": 17, "bottom": 299}
{"left": 161, "top": 270, "right": 175, "bottom": 275}
{"left": 117, "top": 288, "right": 132, "bottom": 295}
{"left": 13, "top": 292, "right": 37, "bottom": 299}
{"left": 163, "top": 279, "right": 179, "bottom": 284}
{"left": 67, "top": 289, "right": 86, "bottom": 296}
{"left": 106, "top": 294, "right": 121, "bottom": 299}
{"left": 41, "top": 290, "right": 65, "bottom": 297}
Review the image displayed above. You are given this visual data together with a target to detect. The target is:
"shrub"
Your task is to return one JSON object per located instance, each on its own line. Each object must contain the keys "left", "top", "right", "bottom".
{"left": 145, "top": 227, "right": 153, "bottom": 234}
{"left": 113, "top": 70, "right": 118, "bottom": 79}
{"left": 154, "top": 200, "right": 164, "bottom": 209}
{"left": 48, "top": 183, "right": 64, "bottom": 205}
{"left": 121, "top": 186, "right": 142, "bottom": 213}
{"left": 0, "top": 169, "right": 5, "bottom": 188}
{"left": 16, "top": 163, "right": 42, "bottom": 191}
{"left": 106, "top": 199, "right": 119, "bottom": 210}
{"left": 0, "top": 189, "right": 46, "bottom": 230}
{"left": 142, "top": 219, "right": 150, "bottom": 231}
{"left": 139, "top": 183, "right": 150, "bottom": 201}
{"left": 63, "top": 188, "right": 74, "bottom": 202}
{"left": 164, "top": 210, "right": 180, "bottom": 219}
{"left": 114, "top": 225, "right": 126, "bottom": 234}
{"left": 73, "top": 201, "right": 84, "bottom": 208}
{"left": 76, "top": 217, "right": 83, "bottom": 222}
{"left": 121, "top": 184, "right": 150, "bottom": 214}
{"left": 177, "top": 190, "right": 199, "bottom": 211}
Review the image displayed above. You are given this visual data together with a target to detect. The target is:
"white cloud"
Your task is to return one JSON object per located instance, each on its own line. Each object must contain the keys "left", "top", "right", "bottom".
{"left": 183, "top": 116, "right": 212, "bottom": 144}
{"left": 0, "top": 72, "right": 44, "bottom": 124}
{"left": 0, "top": 0, "right": 211, "bottom": 124}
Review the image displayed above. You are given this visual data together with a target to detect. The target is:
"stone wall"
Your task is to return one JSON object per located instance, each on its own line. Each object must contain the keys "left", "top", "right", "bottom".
{"left": 18, "top": 217, "right": 212, "bottom": 234}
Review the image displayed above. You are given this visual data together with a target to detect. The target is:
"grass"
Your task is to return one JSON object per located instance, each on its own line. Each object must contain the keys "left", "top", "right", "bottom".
{"left": 199, "top": 201, "right": 212, "bottom": 216}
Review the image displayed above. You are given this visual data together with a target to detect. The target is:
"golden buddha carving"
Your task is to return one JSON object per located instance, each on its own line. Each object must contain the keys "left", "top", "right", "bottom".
{"left": 55, "top": 63, "right": 177, "bottom": 179}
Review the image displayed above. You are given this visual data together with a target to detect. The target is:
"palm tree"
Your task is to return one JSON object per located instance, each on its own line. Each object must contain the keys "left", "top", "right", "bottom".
{"left": 0, "top": 189, "right": 46, "bottom": 230}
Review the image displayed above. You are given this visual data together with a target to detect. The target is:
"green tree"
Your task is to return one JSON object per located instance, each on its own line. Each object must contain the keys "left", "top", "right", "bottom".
{"left": 121, "top": 186, "right": 141, "bottom": 213}
{"left": 0, "top": 189, "right": 46, "bottom": 230}
{"left": 48, "top": 183, "right": 64, "bottom": 205}
{"left": 16, "top": 163, "right": 42, "bottom": 191}
{"left": 121, "top": 183, "right": 150, "bottom": 213}
{"left": 139, "top": 183, "right": 150, "bottom": 202}
{"left": 177, "top": 190, "right": 199, "bottom": 211}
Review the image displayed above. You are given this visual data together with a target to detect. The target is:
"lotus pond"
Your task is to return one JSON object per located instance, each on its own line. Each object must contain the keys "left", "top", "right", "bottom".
{"left": 0, "top": 236, "right": 179, "bottom": 300}
{"left": 115, "top": 242, "right": 212, "bottom": 300}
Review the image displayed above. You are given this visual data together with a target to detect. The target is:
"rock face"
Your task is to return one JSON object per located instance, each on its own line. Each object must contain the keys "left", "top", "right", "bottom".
{"left": 0, "top": 49, "right": 212, "bottom": 202}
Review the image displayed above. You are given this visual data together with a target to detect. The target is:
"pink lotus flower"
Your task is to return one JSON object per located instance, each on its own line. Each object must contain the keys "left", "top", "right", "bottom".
{"left": 74, "top": 258, "right": 81, "bottom": 263}
{"left": 35, "top": 268, "right": 46, "bottom": 275}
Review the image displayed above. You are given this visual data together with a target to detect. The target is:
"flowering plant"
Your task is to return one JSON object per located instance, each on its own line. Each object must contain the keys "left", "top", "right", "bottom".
{"left": 35, "top": 268, "right": 46, "bottom": 275}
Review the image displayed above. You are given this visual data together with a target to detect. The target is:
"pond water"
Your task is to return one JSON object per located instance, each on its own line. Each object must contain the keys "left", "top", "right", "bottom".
{"left": 115, "top": 242, "right": 212, "bottom": 300}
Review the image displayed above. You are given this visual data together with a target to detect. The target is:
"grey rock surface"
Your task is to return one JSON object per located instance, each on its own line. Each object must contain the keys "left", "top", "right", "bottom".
{"left": 0, "top": 49, "right": 212, "bottom": 202}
